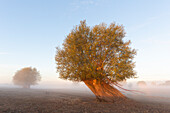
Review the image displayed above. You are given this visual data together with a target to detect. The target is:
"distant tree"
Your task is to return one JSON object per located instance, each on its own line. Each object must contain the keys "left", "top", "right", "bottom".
{"left": 13, "top": 67, "right": 41, "bottom": 88}
{"left": 160, "top": 80, "right": 170, "bottom": 86}
{"left": 151, "top": 81, "right": 156, "bottom": 86}
{"left": 55, "top": 20, "right": 136, "bottom": 102}
{"left": 164, "top": 80, "right": 170, "bottom": 85}
{"left": 137, "top": 81, "right": 147, "bottom": 87}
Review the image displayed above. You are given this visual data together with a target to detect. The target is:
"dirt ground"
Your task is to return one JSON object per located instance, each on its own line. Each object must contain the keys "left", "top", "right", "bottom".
{"left": 0, "top": 88, "right": 170, "bottom": 113}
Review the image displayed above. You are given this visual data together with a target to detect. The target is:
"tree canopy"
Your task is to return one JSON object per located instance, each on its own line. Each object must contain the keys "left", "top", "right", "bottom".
{"left": 56, "top": 20, "right": 136, "bottom": 83}
{"left": 13, "top": 67, "right": 41, "bottom": 88}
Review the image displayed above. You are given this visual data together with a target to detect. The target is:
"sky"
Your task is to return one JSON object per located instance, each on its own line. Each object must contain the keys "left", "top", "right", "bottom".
{"left": 0, "top": 0, "right": 170, "bottom": 84}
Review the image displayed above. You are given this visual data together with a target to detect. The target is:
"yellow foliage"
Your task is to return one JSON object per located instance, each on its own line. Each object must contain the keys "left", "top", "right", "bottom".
{"left": 55, "top": 20, "right": 136, "bottom": 82}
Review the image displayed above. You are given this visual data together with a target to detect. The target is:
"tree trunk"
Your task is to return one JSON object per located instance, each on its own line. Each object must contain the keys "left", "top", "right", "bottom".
{"left": 84, "top": 79, "right": 126, "bottom": 102}
{"left": 23, "top": 85, "right": 30, "bottom": 89}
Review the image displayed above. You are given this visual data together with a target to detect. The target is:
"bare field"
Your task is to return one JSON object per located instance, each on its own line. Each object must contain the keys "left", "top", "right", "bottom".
{"left": 0, "top": 88, "right": 170, "bottom": 113}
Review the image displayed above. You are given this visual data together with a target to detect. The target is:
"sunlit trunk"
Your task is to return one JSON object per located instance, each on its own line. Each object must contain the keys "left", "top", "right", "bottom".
{"left": 84, "top": 79, "right": 125, "bottom": 102}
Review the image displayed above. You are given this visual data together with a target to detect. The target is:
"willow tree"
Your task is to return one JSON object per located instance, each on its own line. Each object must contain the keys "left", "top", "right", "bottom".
{"left": 56, "top": 20, "right": 136, "bottom": 102}
{"left": 13, "top": 67, "right": 41, "bottom": 88}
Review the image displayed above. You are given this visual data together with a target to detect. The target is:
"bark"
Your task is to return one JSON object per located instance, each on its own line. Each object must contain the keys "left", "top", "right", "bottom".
{"left": 84, "top": 79, "right": 126, "bottom": 102}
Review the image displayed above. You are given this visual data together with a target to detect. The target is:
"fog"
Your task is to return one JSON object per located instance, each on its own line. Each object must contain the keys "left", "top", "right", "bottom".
{"left": 1, "top": 80, "right": 170, "bottom": 104}
{"left": 0, "top": 80, "right": 90, "bottom": 92}
{"left": 120, "top": 81, "right": 170, "bottom": 104}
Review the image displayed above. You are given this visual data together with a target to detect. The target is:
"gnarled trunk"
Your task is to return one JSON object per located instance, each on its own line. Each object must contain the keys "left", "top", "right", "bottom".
{"left": 84, "top": 79, "right": 126, "bottom": 102}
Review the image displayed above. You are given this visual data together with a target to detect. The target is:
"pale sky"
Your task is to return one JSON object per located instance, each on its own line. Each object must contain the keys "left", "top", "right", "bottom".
{"left": 0, "top": 0, "right": 170, "bottom": 83}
